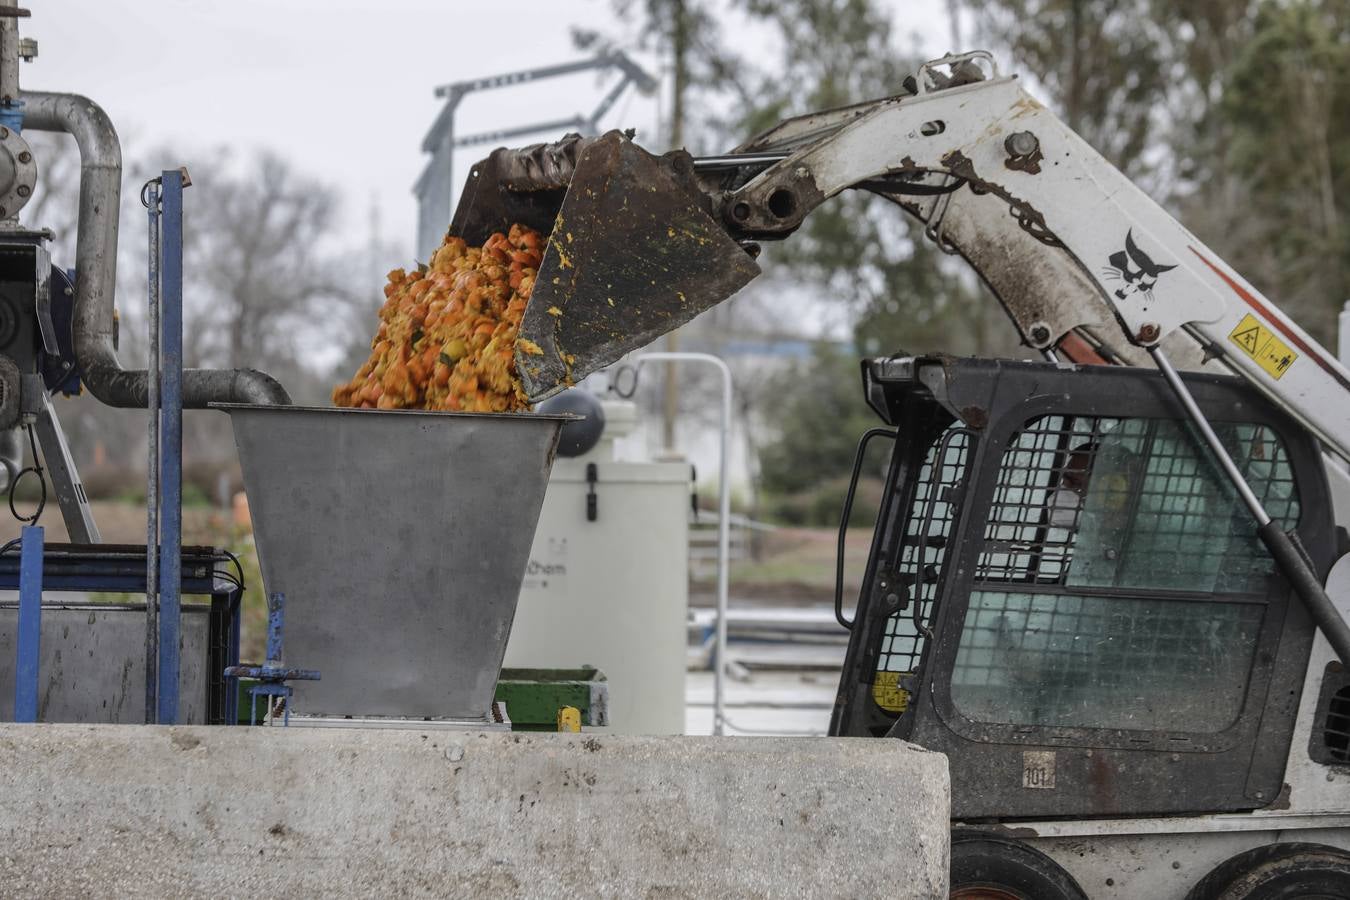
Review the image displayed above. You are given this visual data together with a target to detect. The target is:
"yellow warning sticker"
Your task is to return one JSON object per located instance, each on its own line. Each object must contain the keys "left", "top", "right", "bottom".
{"left": 1228, "top": 313, "right": 1298, "bottom": 380}
{"left": 872, "top": 671, "right": 910, "bottom": 714}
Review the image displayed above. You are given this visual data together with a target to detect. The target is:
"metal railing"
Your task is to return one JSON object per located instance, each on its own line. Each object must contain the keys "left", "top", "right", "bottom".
{"left": 625, "top": 352, "right": 733, "bottom": 735}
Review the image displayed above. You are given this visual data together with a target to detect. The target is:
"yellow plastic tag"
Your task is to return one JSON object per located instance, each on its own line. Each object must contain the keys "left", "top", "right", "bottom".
{"left": 1228, "top": 313, "right": 1298, "bottom": 379}
{"left": 556, "top": 706, "right": 581, "bottom": 733}
{"left": 872, "top": 671, "right": 910, "bottom": 713}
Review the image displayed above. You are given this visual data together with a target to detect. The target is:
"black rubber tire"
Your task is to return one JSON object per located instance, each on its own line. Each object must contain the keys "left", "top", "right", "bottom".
{"left": 1185, "top": 842, "right": 1350, "bottom": 900}
{"left": 949, "top": 830, "right": 1088, "bottom": 900}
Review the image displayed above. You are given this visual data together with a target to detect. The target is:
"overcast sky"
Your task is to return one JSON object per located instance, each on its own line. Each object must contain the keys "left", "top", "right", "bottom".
{"left": 23, "top": 0, "right": 958, "bottom": 256}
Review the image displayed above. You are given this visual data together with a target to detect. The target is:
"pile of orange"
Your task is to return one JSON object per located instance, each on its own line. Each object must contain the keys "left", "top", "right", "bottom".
{"left": 332, "top": 225, "right": 546, "bottom": 412}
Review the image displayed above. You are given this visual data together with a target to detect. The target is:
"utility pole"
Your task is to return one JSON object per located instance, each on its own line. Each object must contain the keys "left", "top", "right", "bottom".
{"left": 660, "top": 0, "right": 688, "bottom": 456}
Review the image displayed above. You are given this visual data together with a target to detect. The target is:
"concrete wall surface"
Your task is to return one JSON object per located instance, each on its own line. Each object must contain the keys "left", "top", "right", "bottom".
{"left": 0, "top": 724, "right": 949, "bottom": 898}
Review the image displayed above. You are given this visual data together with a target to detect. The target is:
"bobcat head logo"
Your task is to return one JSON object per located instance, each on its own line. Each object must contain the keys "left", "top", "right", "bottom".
{"left": 1102, "top": 230, "right": 1177, "bottom": 301}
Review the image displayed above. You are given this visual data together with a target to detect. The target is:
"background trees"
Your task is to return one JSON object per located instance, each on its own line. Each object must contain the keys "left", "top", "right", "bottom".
{"left": 967, "top": 0, "right": 1350, "bottom": 343}
{"left": 608, "top": 0, "right": 1350, "bottom": 524}
{"left": 32, "top": 138, "right": 381, "bottom": 501}
{"left": 28, "top": 0, "right": 1350, "bottom": 526}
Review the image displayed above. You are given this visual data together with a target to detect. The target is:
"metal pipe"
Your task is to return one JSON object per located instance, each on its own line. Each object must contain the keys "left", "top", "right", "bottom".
{"left": 144, "top": 179, "right": 160, "bottom": 723}
{"left": 634, "top": 351, "right": 732, "bottom": 736}
{"left": 0, "top": 0, "right": 19, "bottom": 106}
{"left": 433, "top": 54, "right": 627, "bottom": 101}
{"left": 691, "top": 152, "right": 790, "bottom": 170}
{"left": 156, "top": 170, "right": 184, "bottom": 725}
{"left": 454, "top": 117, "right": 590, "bottom": 150}
{"left": 19, "top": 91, "right": 291, "bottom": 408}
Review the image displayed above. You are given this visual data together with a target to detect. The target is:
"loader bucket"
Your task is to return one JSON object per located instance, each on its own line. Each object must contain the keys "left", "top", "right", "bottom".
{"left": 215, "top": 404, "right": 568, "bottom": 722}
{"left": 519, "top": 134, "right": 760, "bottom": 399}
{"left": 450, "top": 131, "right": 760, "bottom": 402}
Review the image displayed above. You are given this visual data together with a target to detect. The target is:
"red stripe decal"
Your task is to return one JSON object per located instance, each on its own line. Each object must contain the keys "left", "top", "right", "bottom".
{"left": 1187, "top": 246, "right": 1350, "bottom": 392}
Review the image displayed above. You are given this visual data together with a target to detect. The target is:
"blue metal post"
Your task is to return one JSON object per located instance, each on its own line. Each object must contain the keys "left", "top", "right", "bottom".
{"left": 156, "top": 170, "right": 184, "bottom": 725}
{"left": 14, "top": 525, "right": 44, "bottom": 723}
{"left": 145, "top": 178, "right": 161, "bottom": 723}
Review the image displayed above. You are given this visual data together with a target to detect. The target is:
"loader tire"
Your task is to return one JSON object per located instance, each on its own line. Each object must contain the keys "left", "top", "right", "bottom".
{"left": 1185, "top": 842, "right": 1350, "bottom": 900}
{"left": 949, "top": 830, "right": 1087, "bottom": 900}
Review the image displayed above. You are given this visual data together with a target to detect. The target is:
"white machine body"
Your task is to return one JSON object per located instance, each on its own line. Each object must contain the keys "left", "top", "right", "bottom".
{"left": 505, "top": 400, "right": 692, "bottom": 734}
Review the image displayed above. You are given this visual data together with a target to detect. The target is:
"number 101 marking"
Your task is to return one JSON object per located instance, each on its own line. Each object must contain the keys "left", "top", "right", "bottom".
{"left": 1022, "top": 751, "right": 1056, "bottom": 789}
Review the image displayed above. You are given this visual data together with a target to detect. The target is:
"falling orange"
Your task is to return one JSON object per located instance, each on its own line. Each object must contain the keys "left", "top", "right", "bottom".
{"left": 332, "top": 225, "right": 544, "bottom": 413}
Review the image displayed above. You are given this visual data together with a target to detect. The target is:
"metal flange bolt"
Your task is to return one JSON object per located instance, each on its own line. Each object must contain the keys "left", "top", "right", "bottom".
{"left": 0, "top": 121, "right": 35, "bottom": 219}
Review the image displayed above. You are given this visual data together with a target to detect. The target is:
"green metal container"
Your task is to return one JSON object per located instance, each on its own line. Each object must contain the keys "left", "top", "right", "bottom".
{"left": 495, "top": 667, "right": 609, "bottom": 731}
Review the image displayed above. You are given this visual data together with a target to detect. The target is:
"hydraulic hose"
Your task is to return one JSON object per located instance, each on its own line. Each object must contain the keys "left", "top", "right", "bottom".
{"left": 1151, "top": 345, "right": 1350, "bottom": 664}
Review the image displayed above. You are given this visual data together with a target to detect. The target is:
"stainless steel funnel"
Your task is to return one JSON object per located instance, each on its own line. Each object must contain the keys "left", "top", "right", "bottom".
{"left": 216, "top": 405, "right": 567, "bottom": 722}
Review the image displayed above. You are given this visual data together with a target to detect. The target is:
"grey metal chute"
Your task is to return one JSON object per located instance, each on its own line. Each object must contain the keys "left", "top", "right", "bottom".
{"left": 218, "top": 405, "right": 568, "bottom": 722}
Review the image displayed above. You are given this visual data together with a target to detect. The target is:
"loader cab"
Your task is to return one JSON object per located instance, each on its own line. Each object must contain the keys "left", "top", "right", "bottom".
{"left": 831, "top": 356, "right": 1336, "bottom": 820}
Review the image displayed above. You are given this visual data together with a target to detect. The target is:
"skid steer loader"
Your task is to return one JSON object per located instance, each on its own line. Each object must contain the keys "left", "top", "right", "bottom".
{"left": 451, "top": 51, "right": 1350, "bottom": 900}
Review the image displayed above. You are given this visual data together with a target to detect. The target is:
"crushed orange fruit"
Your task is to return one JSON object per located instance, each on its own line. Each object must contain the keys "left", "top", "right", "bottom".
{"left": 332, "top": 225, "right": 543, "bottom": 413}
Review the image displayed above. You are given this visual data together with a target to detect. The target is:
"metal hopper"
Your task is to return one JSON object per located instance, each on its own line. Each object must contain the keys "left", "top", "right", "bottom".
{"left": 216, "top": 405, "right": 568, "bottom": 722}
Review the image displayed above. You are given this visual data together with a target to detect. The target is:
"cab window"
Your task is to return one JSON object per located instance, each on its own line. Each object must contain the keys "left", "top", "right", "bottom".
{"left": 950, "top": 415, "right": 1297, "bottom": 733}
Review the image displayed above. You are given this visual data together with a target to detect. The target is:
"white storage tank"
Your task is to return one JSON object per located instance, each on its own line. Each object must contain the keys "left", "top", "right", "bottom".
{"left": 504, "top": 397, "right": 691, "bottom": 734}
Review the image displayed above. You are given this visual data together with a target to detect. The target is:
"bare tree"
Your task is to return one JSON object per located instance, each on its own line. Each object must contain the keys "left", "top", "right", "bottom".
{"left": 122, "top": 146, "right": 377, "bottom": 410}
{"left": 22, "top": 131, "right": 81, "bottom": 256}
{"left": 51, "top": 144, "right": 373, "bottom": 474}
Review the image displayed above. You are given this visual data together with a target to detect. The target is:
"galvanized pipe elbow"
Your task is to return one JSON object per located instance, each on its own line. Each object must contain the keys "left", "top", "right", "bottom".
{"left": 19, "top": 90, "right": 290, "bottom": 407}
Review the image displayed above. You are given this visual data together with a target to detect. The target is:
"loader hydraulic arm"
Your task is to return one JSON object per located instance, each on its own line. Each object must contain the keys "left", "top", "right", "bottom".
{"left": 697, "top": 52, "right": 1350, "bottom": 664}
{"left": 711, "top": 52, "right": 1350, "bottom": 461}
{"left": 452, "top": 51, "right": 1350, "bottom": 662}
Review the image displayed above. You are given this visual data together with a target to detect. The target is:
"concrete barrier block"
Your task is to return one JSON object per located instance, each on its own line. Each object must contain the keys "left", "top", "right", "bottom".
{"left": 0, "top": 724, "right": 949, "bottom": 897}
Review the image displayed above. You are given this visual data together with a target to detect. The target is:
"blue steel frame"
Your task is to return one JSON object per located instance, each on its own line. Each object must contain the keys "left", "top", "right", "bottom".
{"left": 13, "top": 525, "right": 43, "bottom": 723}
{"left": 145, "top": 177, "right": 161, "bottom": 723}
{"left": 0, "top": 544, "right": 242, "bottom": 724}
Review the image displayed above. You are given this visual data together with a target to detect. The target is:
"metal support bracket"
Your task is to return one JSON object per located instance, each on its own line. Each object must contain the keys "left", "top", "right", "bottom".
{"left": 585, "top": 462, "right": 598, "bottom": 522}
{"left": 31, "top": 242, "right": 55, "bottom": 356}
{"left": 224, "top": 592, "right": 320, "bottom": 726}
{"left": 155, "top": 168, "right": 185, "bottom": 725}
{"left": 29, "top": 387, "right": 99, "bottom": 543}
